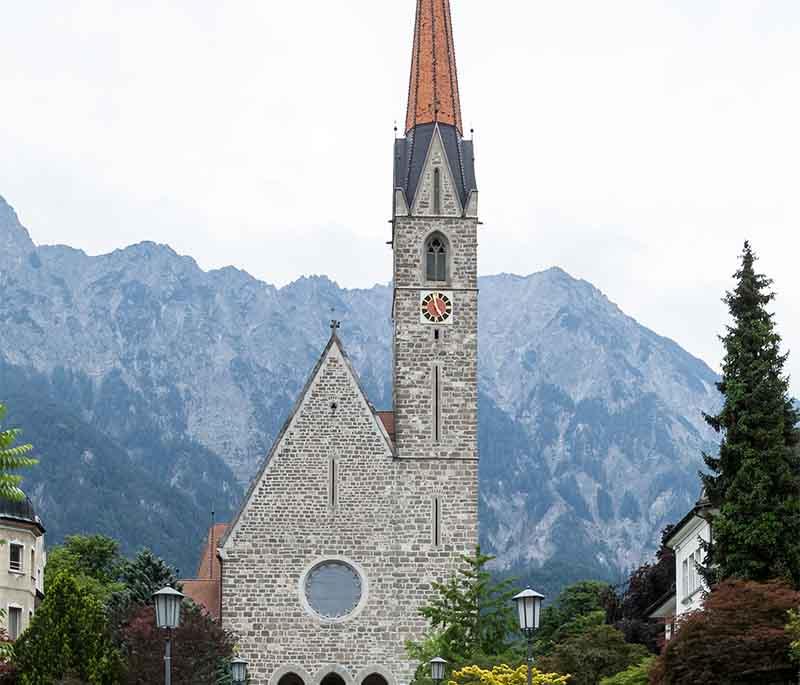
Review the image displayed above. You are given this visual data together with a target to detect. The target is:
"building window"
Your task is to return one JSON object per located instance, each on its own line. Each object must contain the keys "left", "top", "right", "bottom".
{"left": 8, "top": 607, "right": 21, "bottom": 640}
{"left": 30, "top": 550, "right": 35, "bottom": 580}
{"left": 426, "top": 235, "right": 447, "bottom": 282}
{"left": 432, "top": 365, "right": 442, "bottom": 442}
{"left": 432, "top": 497, "right": 442, "bottom": 547}
{"left": 433, "top": 167, "right": 442, "bottom": 214}
{"left": 304, "top": 561, "right": 363, "bottom": 620}
{"left": 9, "top": 544, "right": 23, "bottom": 573}
{"left": 682, "top": 558, "right": 689, "bottom": 599}
{"left": 329, "top": 457, "right": 338, "bottom": 510}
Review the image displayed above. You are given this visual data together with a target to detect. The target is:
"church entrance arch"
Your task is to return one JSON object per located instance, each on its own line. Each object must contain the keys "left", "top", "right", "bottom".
{"left": 362, "top": 674, "right": 389, "bottom": 685}
{"left": 321, "top": 674, "right": 347, "bottom": 685}
{"left": 279, "top": 674, "right": 306, "bottom": 685}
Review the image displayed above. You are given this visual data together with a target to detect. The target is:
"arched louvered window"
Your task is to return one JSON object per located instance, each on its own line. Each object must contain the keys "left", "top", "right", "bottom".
{"left": 433, "top": 167, "right": 442, "bottom": 214}
{"left": 426, "top": 234, "right": 447, "bottom": 282}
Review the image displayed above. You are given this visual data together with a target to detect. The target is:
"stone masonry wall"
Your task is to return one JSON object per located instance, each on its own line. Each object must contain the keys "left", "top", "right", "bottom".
{"left": 222, "top": 341, "right": 478, "bottom": 685}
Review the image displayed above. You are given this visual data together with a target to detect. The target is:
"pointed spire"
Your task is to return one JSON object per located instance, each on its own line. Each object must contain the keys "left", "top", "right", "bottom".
{"left": 405, "top": 0, "right": 463, "bottom": 135}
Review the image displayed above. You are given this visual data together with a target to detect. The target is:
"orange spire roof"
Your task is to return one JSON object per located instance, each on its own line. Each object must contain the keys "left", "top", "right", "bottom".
{"left": 405, "top": 0, "right": 463, "bottom": 135}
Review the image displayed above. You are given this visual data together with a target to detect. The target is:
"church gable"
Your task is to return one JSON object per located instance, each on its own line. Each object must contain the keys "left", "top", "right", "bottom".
{"left": 411, "top": 125, "right": 464, "bottom": 217}
{"left": 222, "top": 334, "right": 394, "bottom": 551}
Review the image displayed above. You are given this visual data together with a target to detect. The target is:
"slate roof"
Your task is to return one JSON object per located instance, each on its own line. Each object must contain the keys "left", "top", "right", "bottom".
{"left": 0, "top": 495, "right": 45, "bottom": 535}
{"left": 394, "top": 122, "right": 476, "bottom": 210}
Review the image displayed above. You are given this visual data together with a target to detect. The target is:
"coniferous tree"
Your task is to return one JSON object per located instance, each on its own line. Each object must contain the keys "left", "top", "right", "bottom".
{"left": 407, "top": 547, "right": 519, "bottom": 671}
{"left": 701, "top": 242, "right": 800, "bottom": 586}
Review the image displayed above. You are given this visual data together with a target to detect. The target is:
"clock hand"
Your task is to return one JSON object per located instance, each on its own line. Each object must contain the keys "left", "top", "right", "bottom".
{"left": 435, "top": 297, "right": 444, "bottom": 317}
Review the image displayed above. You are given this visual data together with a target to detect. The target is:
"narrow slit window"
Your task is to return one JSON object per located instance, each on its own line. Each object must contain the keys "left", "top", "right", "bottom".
{"left": 426, "top": 235, "right": 447, "bottom": 282}
{"left": 433, "top": 365, "right": 441, "bottom": 442}
{"left": 433, "top": 497, "right": 442, "bottom": 547}
{"left": 433, "top": 168, "right": 442, "bottom": 214}
{"left": 329, "top": 457, "right": 337, "bottom": 510}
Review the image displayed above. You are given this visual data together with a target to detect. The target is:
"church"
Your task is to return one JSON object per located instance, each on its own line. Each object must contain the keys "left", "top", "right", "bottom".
{"left": 217, "top": 2, "right": 480, "bottom": 683}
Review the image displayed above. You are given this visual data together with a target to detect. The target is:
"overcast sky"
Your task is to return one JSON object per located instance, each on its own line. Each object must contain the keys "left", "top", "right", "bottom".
{"left": 1, "top": 1, "right": 799, "bottom": 394}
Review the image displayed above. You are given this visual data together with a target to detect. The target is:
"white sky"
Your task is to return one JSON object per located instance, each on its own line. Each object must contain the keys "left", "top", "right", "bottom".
{"left": 1, "top": 1, "right": 799, "bottom": 394}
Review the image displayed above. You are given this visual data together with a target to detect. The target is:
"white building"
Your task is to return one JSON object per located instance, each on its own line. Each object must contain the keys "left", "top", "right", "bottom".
{"left": 648, "top": 492, "right": 714, "bottom": 639}
{"left": 0, "top": 496, "right": 46, "bottom": 640}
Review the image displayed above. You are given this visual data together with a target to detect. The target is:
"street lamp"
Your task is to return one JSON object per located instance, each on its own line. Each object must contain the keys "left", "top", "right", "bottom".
{"left": 231, "top": 657, "right": 248, "bottom": 684}
{"left": 153, "top": 586, "right": 184, "bottom": 685}
{"left": 513, "top": 589, "right": 545, "bottom": 685}
{"left": 430, "top": 657, "right": 448, "bottom": 685}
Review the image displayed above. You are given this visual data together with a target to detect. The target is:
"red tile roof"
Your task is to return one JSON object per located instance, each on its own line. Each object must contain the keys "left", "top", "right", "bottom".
{"left": 378, "top": 411, "right": 396, "bottom": 443}
{"left": 181, "top": 523, "right": 228, "bottom": 619}
{"left": 405, "top": 0, "right": 463, "bottom": 134}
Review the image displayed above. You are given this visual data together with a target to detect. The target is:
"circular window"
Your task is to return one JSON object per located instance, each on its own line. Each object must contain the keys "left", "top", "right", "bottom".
{"left": 304, "top": 561, "right": 363, "bottom": 619}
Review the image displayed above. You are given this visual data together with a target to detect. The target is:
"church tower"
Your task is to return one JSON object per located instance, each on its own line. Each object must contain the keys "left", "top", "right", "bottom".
{"left": 392, "top": 0, "right": 479, "bottom": 461}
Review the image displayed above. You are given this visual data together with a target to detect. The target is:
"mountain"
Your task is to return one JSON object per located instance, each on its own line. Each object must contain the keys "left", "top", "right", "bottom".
{"left": 0, "top": 195, "right": 720, "bottom": 586}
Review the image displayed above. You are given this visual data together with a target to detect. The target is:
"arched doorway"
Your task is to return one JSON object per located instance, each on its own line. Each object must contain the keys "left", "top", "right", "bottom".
{"left": 321, "top": 674, "right": 346, "bottom": 685}
{"left": 362, "top": 675, "right": 389, "bottom": 685}
{"left": 279, "top": 674, "right": 305, "bottom": 685}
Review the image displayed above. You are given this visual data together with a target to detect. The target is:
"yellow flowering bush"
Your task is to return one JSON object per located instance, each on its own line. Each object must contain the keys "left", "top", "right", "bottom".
{"left": 450, "top": 663, "right": 570, "bottom": 685}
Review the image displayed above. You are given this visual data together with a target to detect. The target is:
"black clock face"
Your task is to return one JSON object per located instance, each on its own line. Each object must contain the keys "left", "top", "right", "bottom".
{"left": 421, "top": 292, "right": 453, "bottom": 323}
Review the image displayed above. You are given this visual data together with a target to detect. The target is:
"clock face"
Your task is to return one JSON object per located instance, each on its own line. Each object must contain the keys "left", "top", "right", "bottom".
{"left": 420, "top": 291, "right": 453, "bottom": 324}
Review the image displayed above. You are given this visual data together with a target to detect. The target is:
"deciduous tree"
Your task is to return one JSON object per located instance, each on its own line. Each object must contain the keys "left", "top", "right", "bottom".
{"left": 0, "top": 403, "right": 37, "bottom": 502}
{"left": 650, "top": 579, "right": 800, "bottom": 684}
{"left": 701, "top": 242, "right": 800, "bottom": 585}
{"left": 118, "top": 603, "right": 234, "bottom": 684}
{"left": 599, "top": 658, "right": 654, "bottom": 685}
{"left": 45, "top": 534, "right": 126, "bottom": 603}
{"left": 538, "top": 624, "right": 649, "bottom": 685}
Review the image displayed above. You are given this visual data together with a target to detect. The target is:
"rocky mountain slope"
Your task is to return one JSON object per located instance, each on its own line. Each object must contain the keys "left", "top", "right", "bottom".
{"left": 0, "top": 195, "right": 720, "bottom": 583}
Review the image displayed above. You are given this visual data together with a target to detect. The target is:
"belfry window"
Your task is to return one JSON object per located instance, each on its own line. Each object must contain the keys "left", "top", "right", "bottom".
{"left": 426, "top": 235, "right": 447, "bottom": 282}
{"left": 433, "top": 167, "right": 442, "bottom": 214}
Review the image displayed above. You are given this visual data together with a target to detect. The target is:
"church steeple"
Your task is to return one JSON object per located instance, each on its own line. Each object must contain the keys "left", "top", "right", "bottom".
{"left": 405, "top": 0, "right": 463, "bottom": 135}
{"left": 394, "top": 0, "right": 476, "bottom": 217}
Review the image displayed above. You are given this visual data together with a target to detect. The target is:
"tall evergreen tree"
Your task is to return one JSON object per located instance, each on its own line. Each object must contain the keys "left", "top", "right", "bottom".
{"left": 0, "top": 403, "right": 37, "bottom": 502}
{"left": 701, "top": 241, "right": 800, "bottom": 585}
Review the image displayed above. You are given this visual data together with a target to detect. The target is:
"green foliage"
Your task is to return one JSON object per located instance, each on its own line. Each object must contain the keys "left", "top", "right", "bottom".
{"left": 785, "top": 609, "right": 800, "bottom": 664}
{"left": 14, "top": 572, "right": 124, "bottom": 684}
{"left": 110, "top": 548, "right": 180, "bottom": 617}
{"left": 701, "top": 242, "right": 800, "bottom": 586}
{"left": 598, "top": 658, "right": 654, "bottom": 685}
{"left": 651, "top": 579, "right": 800, "bottom": 684}
{"left": 535, "top": 580, "right": 612, "bottom": 655}
{"left": 538, "top": 624, "right": 650, "bottom": 685}
{"left": 0, "top": 403, "right": 38, "bottom": 502}
{"left": 409, "top": 547, "right": 520, "bottom": 666}
{"left": 118, "top": 603, "right": 234, "bottom": 684}
{"left": 450, "top": 664, "right": 569, "bottom": 685}
{"left": 45, "top": 534, "right": 126, "bottom": 603}
{"left": 606, "top": 528, "right": 676, "bottom": 653}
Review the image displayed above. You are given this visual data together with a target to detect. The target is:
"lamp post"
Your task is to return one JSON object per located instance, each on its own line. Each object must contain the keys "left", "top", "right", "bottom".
{"left": 430, "top": 657, "right": 448, "bottom": 685}
{"left": 513, "top": 589, "right": 545, "bottom": 685}
{"left": 231, "top": 657, "right": 248, "bottom": 684}
{"left": 153, "top": 586, "right": 184, "bottom": 685}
